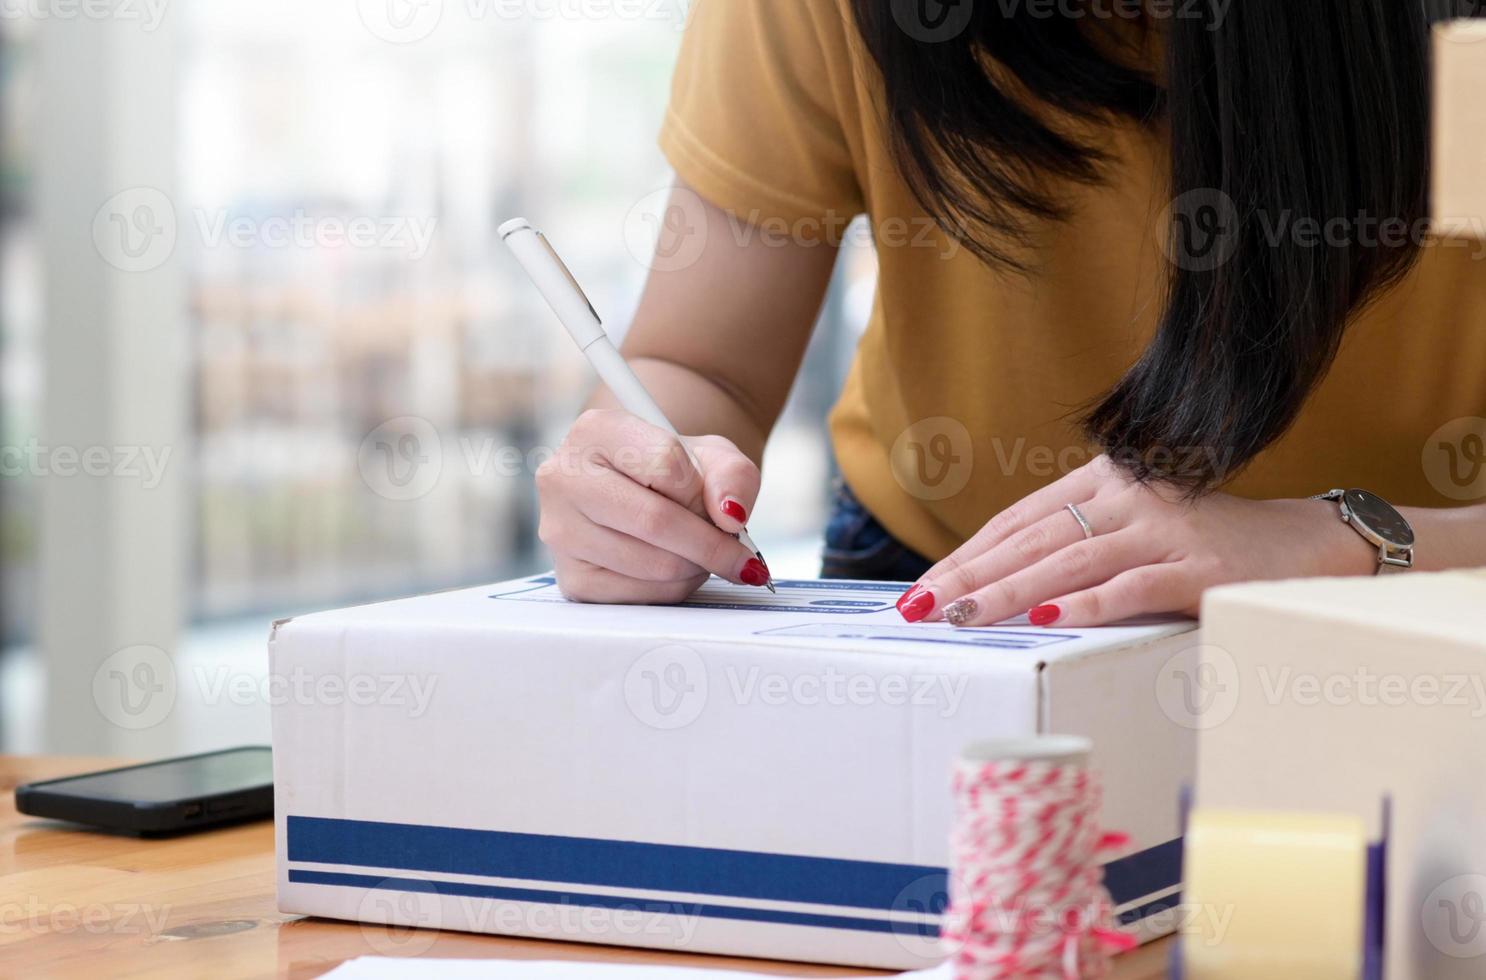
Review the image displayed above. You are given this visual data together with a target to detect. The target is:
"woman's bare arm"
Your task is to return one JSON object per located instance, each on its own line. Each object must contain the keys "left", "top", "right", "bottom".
{"left": 587, "top": 178, "right": 840, "bottom": 462}
{"left": 543, "top": 178, "right": 841, "bottom": 602}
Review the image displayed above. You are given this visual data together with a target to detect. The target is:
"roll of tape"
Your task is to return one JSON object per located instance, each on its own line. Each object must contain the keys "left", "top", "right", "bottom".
{"left": 1184, "top": 809, "right": 1368, "bottom": 980}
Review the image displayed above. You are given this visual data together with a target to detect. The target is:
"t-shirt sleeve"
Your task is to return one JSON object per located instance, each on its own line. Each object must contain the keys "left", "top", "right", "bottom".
{"left": 660, "top": 0, "right": 866, "bottom": 223}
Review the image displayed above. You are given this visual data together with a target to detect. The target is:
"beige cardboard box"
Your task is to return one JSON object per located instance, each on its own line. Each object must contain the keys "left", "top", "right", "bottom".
{"left": 1434, "top": 21, "right": 1486, "bottom": 235}
{"left": 1196, "top": 571, "right": 1486, "bottom": 980}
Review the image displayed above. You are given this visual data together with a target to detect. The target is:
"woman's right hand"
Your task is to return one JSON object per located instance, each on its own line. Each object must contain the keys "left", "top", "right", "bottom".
{"left": 537, "top": 408, "right": 770, "bottom": 604}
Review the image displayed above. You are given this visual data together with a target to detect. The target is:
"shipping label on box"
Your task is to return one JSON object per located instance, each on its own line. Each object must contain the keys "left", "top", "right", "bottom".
{"left": 271, "top": 576, "right": 1199, "bottom": 970}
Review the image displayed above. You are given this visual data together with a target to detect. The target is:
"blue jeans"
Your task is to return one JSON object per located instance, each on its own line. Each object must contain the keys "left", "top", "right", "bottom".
{"left": 819, "top": 482, "right": 934, "bottom": 583}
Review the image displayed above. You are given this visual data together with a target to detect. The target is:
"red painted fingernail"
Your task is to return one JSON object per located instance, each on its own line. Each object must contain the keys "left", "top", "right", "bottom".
{"left": 896, "top": 585, "right": 922, "bottom": 611}
{"left": 740, "top": 559, "right": 769, "bottom": 587}
{"left": 1029, "top": 604, "right": 1063, "bottom": 627}
{"left": 721, "top": 498, "right": 748, "bottom": 523}
{"left": 899, "top": 590, "right": 935, "bottom": 623}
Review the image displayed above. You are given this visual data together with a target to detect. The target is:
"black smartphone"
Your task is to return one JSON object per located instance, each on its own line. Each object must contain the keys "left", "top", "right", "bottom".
{"left": 15, "top": 746, "right": 273, "bottom": 835}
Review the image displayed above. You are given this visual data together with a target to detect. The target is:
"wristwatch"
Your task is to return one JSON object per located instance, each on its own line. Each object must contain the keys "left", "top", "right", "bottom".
{"left": 1312, "top": 489, "right": 1416, "bottom": 575}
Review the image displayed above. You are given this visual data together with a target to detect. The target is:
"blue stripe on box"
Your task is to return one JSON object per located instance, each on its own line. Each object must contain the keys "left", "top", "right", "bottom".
{"left": 288, "top": 816, "right": 940, "bottom": 912}
{"left": 287, "top": 869, "right": 940, "bottom": 936}
{"left": 1104, "top": 838, "right": 1182, "bottom": 906}
{"left": 1117, "top": 892, "right": 1181, "bottom": 928}
{"left": 287, "top": 816, "right": 1181, "bottom": 918}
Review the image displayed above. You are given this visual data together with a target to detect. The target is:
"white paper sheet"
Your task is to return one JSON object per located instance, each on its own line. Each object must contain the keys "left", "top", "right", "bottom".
{"left": 320, "top": 957, "right": 954, "bottom": 980}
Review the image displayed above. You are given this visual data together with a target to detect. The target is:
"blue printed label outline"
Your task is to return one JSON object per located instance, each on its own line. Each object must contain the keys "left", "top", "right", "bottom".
{"left": 490, "top": 576, "right": 901, "bottom": 614}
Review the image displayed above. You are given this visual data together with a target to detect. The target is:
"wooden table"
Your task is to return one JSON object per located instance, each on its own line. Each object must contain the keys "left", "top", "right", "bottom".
{"left": 1, "top": 756, "right": 1170, "bottom": 979}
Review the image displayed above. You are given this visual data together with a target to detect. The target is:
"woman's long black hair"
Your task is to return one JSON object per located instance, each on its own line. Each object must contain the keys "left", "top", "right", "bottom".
{"left": 853, "top": 0, "right": 1479, "bottom": 490}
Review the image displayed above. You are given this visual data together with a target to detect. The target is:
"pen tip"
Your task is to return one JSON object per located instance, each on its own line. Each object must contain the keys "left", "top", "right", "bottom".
{"left": 760, "top": 569, "right": 777, "bottom": 593}
{"left": 749, "top": 547, "right": 777, "bottom": 593}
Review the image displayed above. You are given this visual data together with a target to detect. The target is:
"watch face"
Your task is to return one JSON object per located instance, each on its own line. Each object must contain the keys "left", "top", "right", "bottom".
{"left": 1344, "top": 489, "right": 1415, "bottom": 548}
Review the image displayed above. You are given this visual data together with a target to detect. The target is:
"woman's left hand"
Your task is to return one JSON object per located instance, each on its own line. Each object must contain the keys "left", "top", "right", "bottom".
{"left": 897, "top": 455, "right": 1377, "bottom": 628}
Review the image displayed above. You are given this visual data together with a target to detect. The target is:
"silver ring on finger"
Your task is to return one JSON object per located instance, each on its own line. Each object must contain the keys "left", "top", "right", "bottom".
{"left": 1066, "top": 502, "right": 1095, "bottom": 540}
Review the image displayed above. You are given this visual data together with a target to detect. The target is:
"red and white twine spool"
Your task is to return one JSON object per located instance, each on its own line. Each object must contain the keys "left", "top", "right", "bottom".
{"left": 942, "top": 736, "right": 1136, "bottom": 980}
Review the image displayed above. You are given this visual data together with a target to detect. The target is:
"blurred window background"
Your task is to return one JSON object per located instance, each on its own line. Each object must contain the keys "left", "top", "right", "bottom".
{"left": 0, "top": 1, "right": 877, "bottom": 753}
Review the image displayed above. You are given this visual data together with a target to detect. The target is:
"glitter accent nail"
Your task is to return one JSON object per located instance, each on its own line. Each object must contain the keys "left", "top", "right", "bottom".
{"left": 943, "top": 597, "right": 979, "bottom": 627}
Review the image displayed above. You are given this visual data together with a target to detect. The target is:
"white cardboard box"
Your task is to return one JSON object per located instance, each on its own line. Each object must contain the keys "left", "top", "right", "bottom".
{"left": 271, "top": 575, "right": 1199, "bottom": 970}
{"left": 1197, "top": 571, "right": 1486, "bottom": 980}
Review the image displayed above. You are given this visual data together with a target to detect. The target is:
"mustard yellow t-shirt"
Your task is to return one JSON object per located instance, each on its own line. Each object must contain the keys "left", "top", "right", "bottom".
{"left": 659, "top": 0, "right": 1486, "bottom": 561}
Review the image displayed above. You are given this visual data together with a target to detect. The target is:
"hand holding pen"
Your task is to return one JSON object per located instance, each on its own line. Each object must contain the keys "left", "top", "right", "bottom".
{"left": 502, "top": 218, "right": 776, "bottom": 601}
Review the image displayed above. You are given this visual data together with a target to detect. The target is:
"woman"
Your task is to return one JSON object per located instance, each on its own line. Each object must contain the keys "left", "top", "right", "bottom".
{"left": 535, "top": 0, "right": 1486, "bottom": 627}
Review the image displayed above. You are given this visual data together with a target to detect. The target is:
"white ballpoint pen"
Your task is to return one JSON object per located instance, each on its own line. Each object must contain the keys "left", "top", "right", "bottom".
{"left": 500, "top": 217, "right": 776, "bottom": 593}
